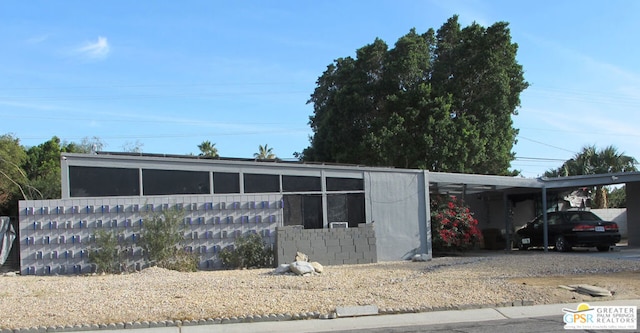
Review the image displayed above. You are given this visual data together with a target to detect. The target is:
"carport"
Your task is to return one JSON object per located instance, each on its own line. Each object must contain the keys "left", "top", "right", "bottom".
{"left": 428, "top": 171, "right": 640, "bottom": 251}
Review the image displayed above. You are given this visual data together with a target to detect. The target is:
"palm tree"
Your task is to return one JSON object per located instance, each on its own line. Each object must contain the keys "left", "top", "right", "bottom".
{"left": 591, "top": 145, "right": 637, "bottom": 208}
{"left": 197, "top": 141, "right": 218, "bottom": 158}
{"left": 254, "top": 144, "right": 276, "bottom": 160}
{"left": 545, "top": 145, "right": 638, "bottom": 208}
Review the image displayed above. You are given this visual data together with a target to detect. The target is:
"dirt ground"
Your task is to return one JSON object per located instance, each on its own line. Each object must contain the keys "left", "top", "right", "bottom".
{"left": 511, "top": 271, "right": 640, "bottom": 301}
{"left": 2, "top": 248, "right": 640, "bottom": 330}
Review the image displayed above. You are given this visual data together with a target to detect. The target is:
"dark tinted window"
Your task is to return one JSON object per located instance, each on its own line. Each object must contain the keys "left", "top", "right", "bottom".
{"left": 282, "top": 175, "right": 321, "bottom": 192}
{"left": 303, "top": 195, "right": 323, "bottom": 229}
{"left": 283, "top": 194, "right": 323, "bottom": 229}
{"left": 347, "top": 193, "right": 365, "bottom": 227}
{"left": 244, "top": 173, "right": 280, "bottom": 193}
{"left": 142, "top": 169, "right": 209, "bottom": 195}
{"left": 283, "top": 195, "right": 302, "bottom": 226}
{"left": 328, "top": 193, "right": 365, "bottom": 228}
{"left": 564, "top": 211, "right": 602, "bottom": 222}
{"left": 69, "top": 166, "right": 139, "bottom": 197}
{"left": 213, "top": 172, "right": 240, "bottom": 194}
{"left": 327, "top": 194, "right": 347, "bottom": 222}
{"left": 326, "top": 177, "right": 364, "bottom": 191}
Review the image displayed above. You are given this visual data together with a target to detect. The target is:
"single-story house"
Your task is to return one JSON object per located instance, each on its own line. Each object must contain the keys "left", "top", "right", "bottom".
{"left": 11, "top": 152, "right": 640, "bottom": 275}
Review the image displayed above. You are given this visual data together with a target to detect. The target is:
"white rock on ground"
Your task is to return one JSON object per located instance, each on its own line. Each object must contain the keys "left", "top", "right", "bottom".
{"left": 274, "top": 264, "right": 291, "bottom": 274}
{"left": 290, "top": 261, "right": 316, "bottom": 275}
{"left": 310, "top": 262, "right": 324, "bottom": 273}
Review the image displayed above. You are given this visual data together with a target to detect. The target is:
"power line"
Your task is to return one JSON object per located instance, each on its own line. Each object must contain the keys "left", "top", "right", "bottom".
{"left": 0, "top": 81, "right": 311, "bottom": 91}
{"left": 517, "top": 135, "right": 577, "bottom": 154}
{"left": 525, "top": 86, "right": 640, "bottom": 108}
{"left": 0, "top": 113, "right": 307, "bottom": 127}
{"left": 18, "top": 129, "right": 310, "bottom": 142}
{"left": 519, "top": 126, "right": 640, "bottom": 138}
{"left": 514, "top": 156, "right": 567, "bottom": 162}
{"left": 0, "top": 90, "right": 309, "bottom": 102}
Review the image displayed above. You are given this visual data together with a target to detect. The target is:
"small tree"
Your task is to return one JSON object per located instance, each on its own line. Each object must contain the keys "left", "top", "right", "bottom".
{"left": 430, "top": 195, "right": 482, "bottom": 251}
{"left": 608, "top": 186, "right": 626, "bottom": 208}
{"left": 254, "top": 144, "right": 276, "bottom": 159}
{"left": 89, "top": 229, "right": 124, "bottom": 273}
{"left": 198, "top": 140, "right": 219, "bottom": 158}
{"left": 139, "top": 207, "right": 198, "bottom": 271}
{"left": 219, "top": 233, "right": 274, "bottom": 269}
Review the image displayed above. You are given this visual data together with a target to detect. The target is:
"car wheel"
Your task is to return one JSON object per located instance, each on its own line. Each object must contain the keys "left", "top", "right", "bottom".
{"left": 597, "top": 245, "right": 611, "bottom": 252}
{"left": 555, "top": 236, "right": 570, "bottom": 252}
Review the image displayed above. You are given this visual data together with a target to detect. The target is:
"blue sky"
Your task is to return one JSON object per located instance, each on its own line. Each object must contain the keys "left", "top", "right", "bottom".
{"left": 1, "top": 1, "right": 639, "bottom": 178}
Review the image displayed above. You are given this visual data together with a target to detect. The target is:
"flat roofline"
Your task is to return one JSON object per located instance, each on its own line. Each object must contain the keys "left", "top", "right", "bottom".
{"left": 541, "top": 171, "right": 640, "bottom": 189}
{"left": 62, "top": 152, "right": 640, "bottom": 193}
{"left": 61, "top": 152, "right": 401, "bottom": 173}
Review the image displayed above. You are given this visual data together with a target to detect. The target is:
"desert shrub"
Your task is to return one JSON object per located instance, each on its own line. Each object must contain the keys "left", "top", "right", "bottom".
{"left": 139, "top": 207, "right": 199, "bottom": 272}
{"left": 219, "top": 233, "right": 274, "bottom": 269}
{"left": 155, "top": 247, "right": 199, "bottom": 272}
{"left": 430, "top": 195, "right": 482, "bottom": 252}
{"left": 89, "top": 229, "right": 124, "bottom": 273}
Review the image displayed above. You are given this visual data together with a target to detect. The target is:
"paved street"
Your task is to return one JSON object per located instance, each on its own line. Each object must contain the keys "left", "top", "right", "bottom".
{"left": 320, "top": 314, "right": 638, "bottom": 333}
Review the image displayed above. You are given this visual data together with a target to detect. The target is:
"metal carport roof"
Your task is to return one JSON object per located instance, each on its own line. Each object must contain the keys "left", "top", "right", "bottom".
{"left": 429, "top": 172, "right": 542, "bottom": 195}
{"left": 428, "top": 171, "right": 640, "bottom": 250}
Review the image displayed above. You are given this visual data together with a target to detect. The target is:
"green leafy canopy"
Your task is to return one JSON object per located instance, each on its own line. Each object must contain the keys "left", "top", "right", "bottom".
{"left": 301, "top": 16, "right": 528, "bottom": 175}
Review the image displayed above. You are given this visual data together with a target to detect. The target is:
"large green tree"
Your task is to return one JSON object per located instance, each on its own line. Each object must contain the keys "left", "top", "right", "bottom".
{"left": 23, "top": 136, "right": 64, "bottom": 200}
{"left": 0, "top": 134, "right": 29, "bottom": 215}
{"left": 0, "top": 134, "right": 109, "bottom": 217}
{"left": 301, "top": 16, "right": 528, "bottom": 175}
{"left": 62, "top": 136, "right": 106, "bottom": 154}
{"left": 544, "top": 145, "right": 638, "bottom": 208}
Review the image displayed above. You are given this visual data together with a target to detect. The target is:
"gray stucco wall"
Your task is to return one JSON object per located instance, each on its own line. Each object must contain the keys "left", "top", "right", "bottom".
{"left": 626, "top": 183, "right": 640, "bottom": 246}
{"left": 365, "top": 171, "right": 429, "bottom": 261}
{"left": 591, "top": 208, "right": 627, "bottom": 239}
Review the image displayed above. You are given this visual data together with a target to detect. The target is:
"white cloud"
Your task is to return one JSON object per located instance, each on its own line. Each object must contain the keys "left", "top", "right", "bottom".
{"left": 75, "top": 36, "right": 110, "bottom": 60}
{"left": 26, "top": 34, "right": 49, "bottom": 44}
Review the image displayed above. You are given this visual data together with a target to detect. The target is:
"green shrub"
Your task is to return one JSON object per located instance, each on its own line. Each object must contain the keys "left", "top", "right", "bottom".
{"left": 155, "top": 247, "right": 199, "bottom": 272}
{"left": 139, "top": 207, "right": 199, "bottom": 272}
{"left": 89, "top": 229, "right": 123, "bottom": 274}
{"left": 219, "top": 233, "right": 274, "bottom": 269}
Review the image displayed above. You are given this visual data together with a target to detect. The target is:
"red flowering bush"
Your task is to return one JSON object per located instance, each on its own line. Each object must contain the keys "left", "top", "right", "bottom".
{"left": 430, "top": 195, "right": 482, "bottom": 251}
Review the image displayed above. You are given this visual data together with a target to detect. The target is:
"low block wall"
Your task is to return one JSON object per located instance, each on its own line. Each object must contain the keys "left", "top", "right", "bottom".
{"left": 275, "top": 224, "right": 377, "bottom": 266}
{"left": 592, "top": 208, "right": 627, "bottom": 239}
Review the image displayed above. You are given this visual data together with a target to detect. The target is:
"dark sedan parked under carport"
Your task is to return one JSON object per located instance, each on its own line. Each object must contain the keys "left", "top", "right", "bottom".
{"left": 515, "top": 210, "right": 621, "bottom": 252}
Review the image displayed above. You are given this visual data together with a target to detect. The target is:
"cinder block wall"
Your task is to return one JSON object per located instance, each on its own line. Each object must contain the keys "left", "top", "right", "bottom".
{"left": 275, "top": 224, "right": 377, "bottom": 266}
{"left": 19, "top": 195, "right": 282, "bottom": 275}
{"left": 592, "top": 208, "right": 627, "bottom": 239}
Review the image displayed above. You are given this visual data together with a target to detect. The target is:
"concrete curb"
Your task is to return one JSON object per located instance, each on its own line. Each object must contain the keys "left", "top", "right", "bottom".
{"left": 182, "top": 299, "right": 640, "bottom": 333}
{"left": 5, "top": 299, "right": 638, "bottom": 333}
{"left": 2, "top": 298, "right": 534, "bottom": 333}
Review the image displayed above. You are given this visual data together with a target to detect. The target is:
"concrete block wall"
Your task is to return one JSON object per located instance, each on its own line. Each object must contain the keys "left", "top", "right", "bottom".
{"left": 592, "top": 208, "right": 627, "bottom": 239}
{"left": 275, "top": 224, "right": 376, "bottom": 266}
{"left": 19, "top": 194, "right": 282, "bottom": 275}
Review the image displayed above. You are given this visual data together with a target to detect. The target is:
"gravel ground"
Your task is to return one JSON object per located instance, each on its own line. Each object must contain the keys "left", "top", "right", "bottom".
{"left": 2, "top": 252, "right": 640, "bottom": 330}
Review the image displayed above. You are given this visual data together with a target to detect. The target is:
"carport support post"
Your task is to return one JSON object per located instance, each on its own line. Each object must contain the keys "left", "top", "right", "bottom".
{"left": 503, "top": 192, "right": 510, "bottom": 252}
{"left": 542, "top": 186, "right": 549, "bottom": 252}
